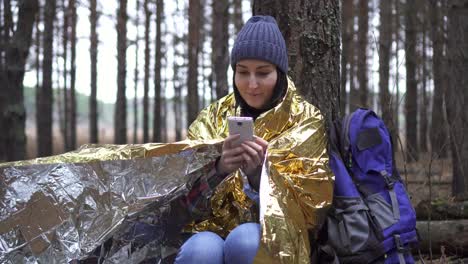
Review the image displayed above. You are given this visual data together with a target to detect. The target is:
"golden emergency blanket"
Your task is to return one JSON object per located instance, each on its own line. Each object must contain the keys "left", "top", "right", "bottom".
{"left": 0, "top": 140, "right": 223, "bottom": 263}
{"left": 187, "top": 79, "right": 334, "bottom": 264}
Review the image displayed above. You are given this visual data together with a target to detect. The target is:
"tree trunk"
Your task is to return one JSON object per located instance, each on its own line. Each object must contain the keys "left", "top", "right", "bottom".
{"left": 341, "top": 0, "right": 353, "bottom": 115}
{"left": 89, "top": 0, "right": 99, "bottom": 144}
{"left": 133, "top": 0, "right": 140, "bottom": 144}
{"left": 231, "top": 0, "right": 243, "bottom": 35}
{"left": 115, "top": 0, "right": 128, "bottom": 144}
{"left": 212, "top": 0, "right": 229, "bottom": 99}
{"left": 68, "top": 0, "right": 77, "bottom": 150}
{"left": 379, "top": 0, "right": 393, "bottom": 132}
{"left": 429, "top": 0, "right": 448, "bottom": 158}
{"left": 187, "top": 0, "right": 201, "bottom": 126}
{"left": 153, "top": 0, "right": 163, "bottom": 142}
{"left": 37, "top": 0, "right": 56, "bottom": 157}
{"left": 419, "top": 1, "right": 428, "bottom": 153}
{"left": 142, "top": 0, "right": 151, "bottom": 143}
{"left": 394, "top": 0, "right": 401, "bottom": 146}
{"left": 0, "top": 0, "right": 39, "bottom": 161}
{"left": 252, "top": 0, "right": 341, "bottom": 122}
{"left": 405, "top": 0, "right": 419, "bottom": 162}
{"left": 446, "top": 0, "right": 468, "bottom": 199}
{"left": 62, "top": 0, "right": 69, "bottom": 151}
{"left": 357, "top": 0, "right": 368, "bottom": 109}
{"left": 416, "top": 220, "right": 468, "bottom": 255}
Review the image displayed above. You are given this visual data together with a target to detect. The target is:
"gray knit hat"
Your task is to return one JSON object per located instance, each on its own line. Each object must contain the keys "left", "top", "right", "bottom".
{"left": 231, "top": 16, "right": 288, "bottom": 73}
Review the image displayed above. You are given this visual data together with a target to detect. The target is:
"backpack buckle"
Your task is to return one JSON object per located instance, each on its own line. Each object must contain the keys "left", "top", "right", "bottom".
{"left": 381, "top": 170, "right": 395, "bottom": 189}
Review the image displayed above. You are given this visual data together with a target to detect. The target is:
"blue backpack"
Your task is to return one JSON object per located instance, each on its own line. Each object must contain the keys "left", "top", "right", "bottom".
{"left": 325, "top": 108, "right": 419, "bottom": 264}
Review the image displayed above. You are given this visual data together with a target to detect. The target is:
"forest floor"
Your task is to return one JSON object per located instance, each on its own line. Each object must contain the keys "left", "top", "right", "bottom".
{"left": 395, "top": 152, "right": 468, "bottom": 263}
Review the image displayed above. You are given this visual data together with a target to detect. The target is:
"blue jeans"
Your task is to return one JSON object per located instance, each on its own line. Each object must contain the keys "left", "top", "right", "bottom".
{"left": 175, "top": 222, "right": 261, "bottom": 264}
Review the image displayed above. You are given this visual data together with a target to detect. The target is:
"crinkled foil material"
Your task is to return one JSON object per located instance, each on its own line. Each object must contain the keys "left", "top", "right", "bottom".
{"left": 187, "top": 79, "right": 334, "bottom": 264}
{"left": 0, "top": 140, "right": 222, "bottom": 263}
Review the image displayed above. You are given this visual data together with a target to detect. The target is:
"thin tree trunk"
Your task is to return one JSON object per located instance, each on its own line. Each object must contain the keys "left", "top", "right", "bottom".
{"left": 341, "top": 0, "right": 353, "bottom": 115}
{"left": 405, "top": 0, "right": 419, "bottom": 162}
{"left": 37, "top": 0, "right": 56, "bottom": 157}
{"left": 212, "top": 0, "right": 229, "bottom": 99}
{"left": 187, "top": 0, "right": 201, "bottom": 126}
{"left": 357, "top": 0, "right": 368, "bottom": 108}
{"left": 379, "top": 0, "right": 392, "bottom": 131}
{"left": 153, "top": 0, "right": 163, "bottom": 142}
{"left": 114, "top": 0, "right": 128, "bottom": 144}
{"left": 133, "top": 0, "right": 140, "bottom": 144}
{"left": 446, "top": 0, "right": 468, "bottom": 199}
{"left": 394, "top": 0, "right": 401, "bottom": 145}
{"left": 142, "top": 0, "right": 150, "bottom": 143}
{"left": 62, "top": 0, "right": 69, "bottom": 151}
{"left": 89, "top": 0, "right": 99, "bottom": 143}
{"left": 232, "top": 0, "right": 243, "bottom": 35}
{"left": 0, "top": 0, "right": 39, "bottom": 161}
{"left": 429, "top": 0, "right": 447, "bottom": 158}
{"left": 348, "top": 11, "right": 359, "bottom": 114}
{"left": 252, "top": 0, "right": 341, "bottom": 122}
{"left": 419, "top": 1, "right": 428, "bottom": 153}
{"left": 69, "top": 0, "right": 77, "bottom": 150}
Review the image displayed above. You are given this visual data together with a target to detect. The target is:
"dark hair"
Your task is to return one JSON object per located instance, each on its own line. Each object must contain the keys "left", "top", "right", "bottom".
{"left": 233, "top": 68, "right": 288, "bottom": 120}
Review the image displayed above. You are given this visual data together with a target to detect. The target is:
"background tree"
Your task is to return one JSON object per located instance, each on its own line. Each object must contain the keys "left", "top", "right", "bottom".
{"left": 341, "top": 0, "right": 353, "bottom": 114}
{"left": 187, "top": 0, "right": 201, "bottom": 126}
{"left": 61, "top": 0, "right": 70, "bottom": 150}
{"left": 132, "top": 0, "right": 140, "bottom": 144}
{"left": 212, "top": 0, "right": 229, "bottom": 99}
{"left": 429, "top": 0, "right": 448, "bottom": 158}
{"left": 114, "top": 0, "right": 128, "bottom": 144}
{"left": 446, "top": 0, "right": 468, "bottom": 199}
{"left": 37, "top": 0, "right": 55, "bottom": 157}
{"left": 89, "top": 0, "right": 99, "bottom": 143}
{"left": 357, "top": 0, "right": 369, "bottom": 108}
{"left": 405, "top": 0, "right": 419, "bottom": 162}
{"left": 418, "top": 0, "right": 429, "bottom": 153}
{"left": 379, "top": 0, "right": 392, "bottom": 131}
{"left": 231, "top": 0, "right": 243, "bottom": 34}
{"left": 142, "top": 0, "right": 151, "bottom": 143}
{"left": 252, "top": 0, "right": 341, "bottom": 122}
{"left": 68, "top": 0, "right": 77, "bottom": 150}
{"left": 153, "top": 0, "right": 163, "bottom": 142}
{"left": 0, "top": 0, "right": 39, "bottom": 161}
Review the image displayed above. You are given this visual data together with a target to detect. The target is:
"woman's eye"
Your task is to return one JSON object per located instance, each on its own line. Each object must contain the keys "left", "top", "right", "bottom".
{"left": 237, "top": 71, "right": 249, "bottom": 75}
{"left": 257, "top": 72, "right": 270, "bottom": 77}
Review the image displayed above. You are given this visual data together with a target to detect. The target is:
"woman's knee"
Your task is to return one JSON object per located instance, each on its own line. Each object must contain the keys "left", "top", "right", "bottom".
{"left": 175, "top": 231, "right": 224, "bottom": 264}
{"left": 224, "top": 223, "right": 261, "bottom": 264}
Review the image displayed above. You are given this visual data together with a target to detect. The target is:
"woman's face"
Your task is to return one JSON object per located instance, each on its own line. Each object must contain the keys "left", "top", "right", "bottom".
{"left": 234, "top": 59, "right": 277, "bottom": 109}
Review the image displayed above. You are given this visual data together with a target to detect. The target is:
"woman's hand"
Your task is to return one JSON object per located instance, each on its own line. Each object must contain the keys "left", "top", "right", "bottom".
{"left": 240, "top": 136, "right": 268, "bottom": 190}
{"left": 216, "top": 134, "right": 245, "bottom": 176}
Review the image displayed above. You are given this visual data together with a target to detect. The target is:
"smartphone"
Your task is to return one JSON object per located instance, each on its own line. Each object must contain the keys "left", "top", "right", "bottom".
{"left": 228, "top": 116, "right": 254, "bottom": 147}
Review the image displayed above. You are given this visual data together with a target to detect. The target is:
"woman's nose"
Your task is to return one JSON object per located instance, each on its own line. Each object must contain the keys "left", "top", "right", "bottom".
{"left": 248, "top": 75, "right": 258, "bottom": 89}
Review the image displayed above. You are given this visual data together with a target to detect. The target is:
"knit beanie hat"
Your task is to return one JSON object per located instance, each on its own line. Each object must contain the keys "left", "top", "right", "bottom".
{"left": 231, "top": 15, "right": 288, "bottom": 73}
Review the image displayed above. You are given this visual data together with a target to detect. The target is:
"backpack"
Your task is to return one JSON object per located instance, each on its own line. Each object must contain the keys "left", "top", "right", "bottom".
{"left": 324, "top": 108, "right": 419, "bottom": 264}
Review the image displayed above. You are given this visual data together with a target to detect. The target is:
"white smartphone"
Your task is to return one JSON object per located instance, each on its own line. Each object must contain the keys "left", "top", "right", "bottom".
{"left": 228, "top": 116, "right": 254, "bottom": 147}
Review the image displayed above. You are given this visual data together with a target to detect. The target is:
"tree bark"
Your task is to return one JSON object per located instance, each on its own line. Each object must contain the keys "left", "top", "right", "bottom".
{"left": 252, "top": 0, "right": 341, "bottom": 122}
{"left": 89, "top": 0, "right": 99, "bottom": 144}
{"left": 416, "top": 220, "right": 468, "bottom": 255}
{"left": 37, "top": 0, "right": 56, "bottom": 157}
{"left": 379, "top": 0, "right": 393, "bottom": 132}
{"left": 114, "top": 0, "right": 128, "bottom": 144}
{"left": 68, "top": 0, "right": 77, "bottom": 150}
{"left": 446, "top": 0, "right": 468, "bottom": 199}
{"left": 429, "top": 0, "right": 448, "bottom": 158}
{"left": 405, "top": 0, "right": 419, "bottom": 162}
{"left": 231, "top": 0, "right": 243, "bottom": 35}
{"left": 187, "top": 0, "right": 201, "bottom": 126}
{"left": 143, "top": 0, "right": 151, "bottom": 143}
{"left": 357, "top": 0, "right": 368, "bottom": 108}
{"left": 153, "top": 0, "right": 163, "bottom": 142}
{"left": 0, "top": 0, "right": 39, "bottom": 161}
{"left": 419, "top": 1, "right": 428, "bottom": 153}
{"left": 212, "top": 0, "right": 229, "bottom": 99}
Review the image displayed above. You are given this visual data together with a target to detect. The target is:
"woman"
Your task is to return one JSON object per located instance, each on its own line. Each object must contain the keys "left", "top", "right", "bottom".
{"left": 176, "top": 16, "right": 333, "bottom": 264}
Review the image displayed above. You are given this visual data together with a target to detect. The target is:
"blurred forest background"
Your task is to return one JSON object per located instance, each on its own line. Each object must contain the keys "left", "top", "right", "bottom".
{"left": 0, "top": 0, "right": 468, "bottom": 261}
